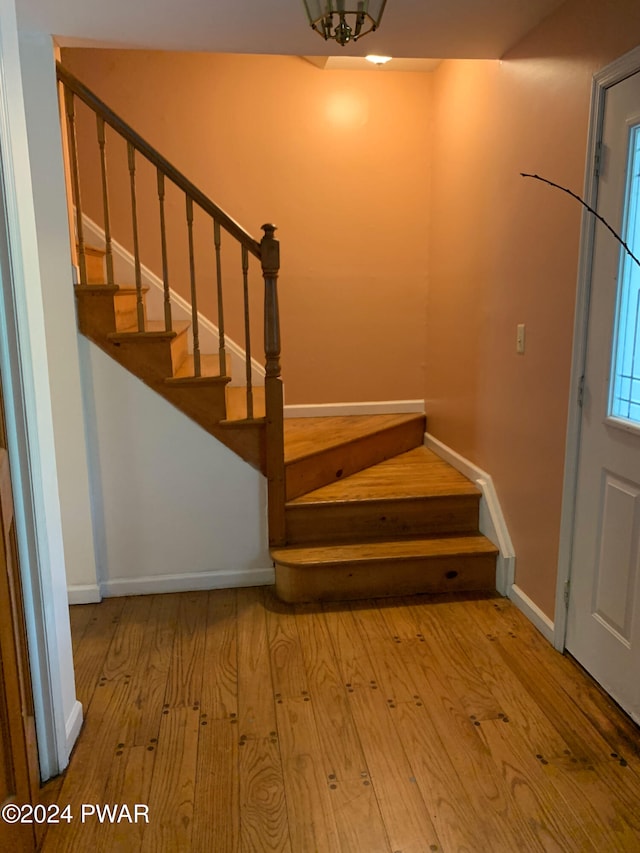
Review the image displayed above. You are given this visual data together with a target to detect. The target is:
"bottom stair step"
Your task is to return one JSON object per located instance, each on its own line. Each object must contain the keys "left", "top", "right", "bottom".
{"left": 271, "top": 535, "right": 498, "bottom": 603}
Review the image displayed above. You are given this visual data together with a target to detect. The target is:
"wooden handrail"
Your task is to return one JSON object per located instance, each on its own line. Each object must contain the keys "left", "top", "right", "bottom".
{"left": 56, "top": 62, "right": 261, "bottom": 258}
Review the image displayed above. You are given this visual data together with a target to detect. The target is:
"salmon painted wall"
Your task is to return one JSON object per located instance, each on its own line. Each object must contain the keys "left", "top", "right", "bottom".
{"left": 427, "top": 0, "right": 640, "bottom": 617}
{"left": 60, "top": 49, "right": 432, "bottom": 405}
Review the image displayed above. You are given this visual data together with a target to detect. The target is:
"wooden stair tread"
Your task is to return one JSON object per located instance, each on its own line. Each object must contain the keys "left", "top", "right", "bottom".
{"left": 284, "top": 413, "right": 424, "bottom": 463}
{"left": 288, "top": 446, "right": 479, "bottom": 505}
{"left": 80, "top": 244, "right": 104, "bottom": 257}
{"left": 75, "top": 284, "right": 149, "bottom": 293}
{"left": 110, "top": 284, "right": 151, "bottom": 295}
{"left": 109, "top": 319, "right": 190, "bottom": 340}
{"left": 75, "top": 283, "right": 119, "bottom": 293}
{"left": 273, "top": 532, "right": 498, "bottom": 601}
{"left": 271, "top": 535, "right": 498, "bottom": 567}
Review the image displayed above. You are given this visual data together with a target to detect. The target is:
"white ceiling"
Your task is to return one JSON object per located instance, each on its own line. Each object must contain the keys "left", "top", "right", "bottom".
{"left": 18, "top": 0, "right": 565, "bottom": 61}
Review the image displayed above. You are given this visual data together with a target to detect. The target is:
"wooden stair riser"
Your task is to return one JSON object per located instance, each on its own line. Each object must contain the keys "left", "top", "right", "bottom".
{"left": 173, "top": 354, "right": 224, "bottom": 380}
{"left": 224, "top": 386, "right": 266, "bottom": 422}
{"left": 75, "top": 286, "right": 117, "bottom": 339}
{"left": 108, "top": 326, "right": 189, "bottom": 385}
{"left": 75, "top": 287, "right": 147, "bottom": 338}
{"left": 162, "top": 381, "right": 229, "bottom": 430}
{"left": 113, "top": 292, "right": 145, "bottom": 331}
{"left": 285, "top": 416, "right": 425, "bottom": 500}
{"left": 81, "top": 245, "right": 106, "bottom": 284}
{"left": 285, "top": 494, "right": 482, "bottom": 545}
{"left": 274, "top": 552, "right": 497, "bottom": 603}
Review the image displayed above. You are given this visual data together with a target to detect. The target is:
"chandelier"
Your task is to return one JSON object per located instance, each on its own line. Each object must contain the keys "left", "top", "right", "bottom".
{"left": 302, "top": 1, "right": 388, "bottom": 46}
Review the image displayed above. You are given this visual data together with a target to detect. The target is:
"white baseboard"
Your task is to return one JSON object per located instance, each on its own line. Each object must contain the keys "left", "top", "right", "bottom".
{"left": 509, "top": 584, "right": 555, "bottom": 644}
{"left": 99, "top": 567, "right": 275, "bottom": 598}
{"left": 424, "top": 432, "right": 515, "bottom": 596}
{"left": 424, "top": 434, "right": 556, "bottom": 645}
{"left": 284, "top": 400, "right": 425, "bottom": 418}
{"left": 65, "top": 699, "right": 84, "bottom": 761}
{"left": 67, "top": 584, "right": 102, "bottom": 605}
{"left": 81, "top": 214, "right": 265, "bottom": 386}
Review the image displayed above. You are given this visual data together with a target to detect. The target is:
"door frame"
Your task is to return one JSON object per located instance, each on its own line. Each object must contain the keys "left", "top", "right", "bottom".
{"left": 556, "top": 44, "right": 640, "bottom": 652}
{"left": 0, "top": 0, "right": 81, "bottom": 778}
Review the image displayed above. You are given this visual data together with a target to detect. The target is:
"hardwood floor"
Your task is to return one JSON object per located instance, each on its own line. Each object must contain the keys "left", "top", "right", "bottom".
{"left": 41, "top": 589, "right": 640, "bottom": 852}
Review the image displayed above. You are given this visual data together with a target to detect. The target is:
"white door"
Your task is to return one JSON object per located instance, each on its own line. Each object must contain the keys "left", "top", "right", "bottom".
{"left": 566, "top": 69, "right": 640, "bottom": 724}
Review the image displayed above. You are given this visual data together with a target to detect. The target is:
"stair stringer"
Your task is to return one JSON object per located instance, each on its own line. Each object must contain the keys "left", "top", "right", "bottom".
{"left": 76, "top": 317, "right": 266, "bottom": 473}
{"left": 73, "top": 337, "right": 273, "bottom": 602}
{"left": 81, "top": 213, "right": 267, "bottom": 389}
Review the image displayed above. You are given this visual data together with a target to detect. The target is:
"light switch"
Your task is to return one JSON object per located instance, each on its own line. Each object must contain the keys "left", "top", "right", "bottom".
{"left": 516, "top": 324, "right": 526, "bottom": 354}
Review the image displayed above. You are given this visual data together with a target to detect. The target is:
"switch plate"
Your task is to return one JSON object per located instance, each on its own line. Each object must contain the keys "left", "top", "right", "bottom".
{"left": 516, "top": 323, "right": 526, "bottom": 354}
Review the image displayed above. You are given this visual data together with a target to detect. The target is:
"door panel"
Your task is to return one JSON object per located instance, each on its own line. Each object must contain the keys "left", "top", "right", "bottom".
{"left": 567, "top": 70, "right": 640, "bottom": 723}
{"left": 592, "top": 471, "right": 639, "bottom": 642}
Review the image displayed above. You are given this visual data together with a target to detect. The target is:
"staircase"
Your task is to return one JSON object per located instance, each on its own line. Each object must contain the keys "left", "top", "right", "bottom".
{"left": 75, "top": 246, "right": 268, "bottom": 471}
{"left": 60, "top": 62, "right": 498, "bottom": 605}
{"left": 273, "top": 414, "right": 498, "bottom": 602}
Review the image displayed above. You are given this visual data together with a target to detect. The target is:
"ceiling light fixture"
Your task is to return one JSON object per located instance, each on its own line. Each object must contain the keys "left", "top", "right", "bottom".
{"left": 365, "top": 54, "right": 392, "bottom": 65}
{"left": 303, "top": 0, "right": 388, "bottom": 47}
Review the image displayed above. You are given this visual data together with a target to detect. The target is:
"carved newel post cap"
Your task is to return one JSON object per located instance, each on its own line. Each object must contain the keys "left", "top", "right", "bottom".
{"left": 260, "top": 223, "right": 280, "bottom": 277}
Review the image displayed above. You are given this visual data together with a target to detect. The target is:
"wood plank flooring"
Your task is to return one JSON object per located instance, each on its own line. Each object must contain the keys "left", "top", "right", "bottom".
{"left": 41, "top": 589, "right": 640, "bottom": 852}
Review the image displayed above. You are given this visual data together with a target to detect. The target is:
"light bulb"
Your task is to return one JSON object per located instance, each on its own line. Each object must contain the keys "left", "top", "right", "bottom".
{"left": 365, "top": 55, "right": 392, "bottom": 66}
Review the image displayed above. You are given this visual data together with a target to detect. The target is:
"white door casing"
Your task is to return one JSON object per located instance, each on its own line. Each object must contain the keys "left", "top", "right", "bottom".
{"left": 0, "top": 1, "right": 82, "bottom": 776}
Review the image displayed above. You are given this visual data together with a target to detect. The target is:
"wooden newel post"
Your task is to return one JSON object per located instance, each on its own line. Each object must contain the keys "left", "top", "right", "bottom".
{"left": 261, "top": 224, "right": 286, "bottom": 547}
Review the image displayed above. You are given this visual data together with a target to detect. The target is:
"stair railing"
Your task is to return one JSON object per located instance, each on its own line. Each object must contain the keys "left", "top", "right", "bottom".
{"left": 57, "top": 62, "right": 286, "bottom": 546}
